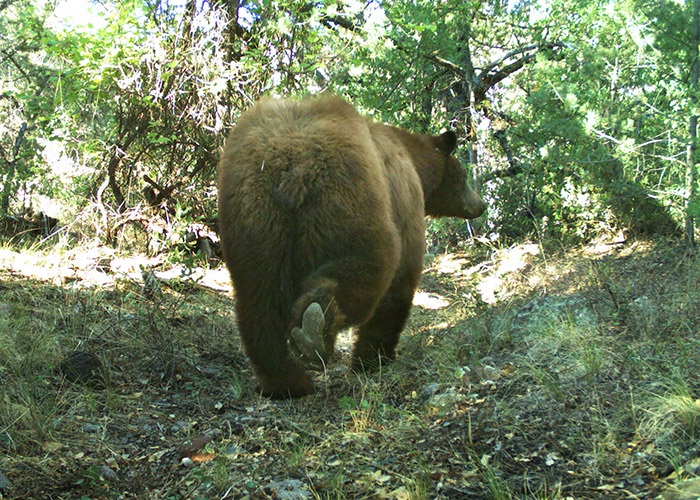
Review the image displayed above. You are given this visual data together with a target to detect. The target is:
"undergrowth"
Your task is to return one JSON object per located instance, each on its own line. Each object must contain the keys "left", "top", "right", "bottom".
{"left": 0, "top": 236, "right": 698, "bottom": 499}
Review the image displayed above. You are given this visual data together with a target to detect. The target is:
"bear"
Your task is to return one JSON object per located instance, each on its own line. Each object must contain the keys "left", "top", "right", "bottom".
{"left": 217, "top": 94, "right": 486, "bottom": 398}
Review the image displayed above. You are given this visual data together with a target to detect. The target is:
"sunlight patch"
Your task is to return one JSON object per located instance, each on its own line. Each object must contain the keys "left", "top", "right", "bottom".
{"left": 434, "top": 255, "right": 467, "bottom": 274}
{"left": 413, "top": 291, "right": 449, "bottom": 310}
{"left": 477, "top": 244, "right": 540, "bottom": 304}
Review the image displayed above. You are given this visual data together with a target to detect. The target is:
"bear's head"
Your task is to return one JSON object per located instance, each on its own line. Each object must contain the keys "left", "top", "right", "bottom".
{"left": 424, "top": 131, "right": 486, "bottom": 219}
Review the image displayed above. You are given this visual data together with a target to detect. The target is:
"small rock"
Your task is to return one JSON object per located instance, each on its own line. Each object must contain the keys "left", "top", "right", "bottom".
{"left": 265, "top": 479, "right": 312, "bottom": 500}
{"left": 59, "top": 350, "right": 107, "bottom": 388}
{"left": 421, "top": 383, "right": 442, "bottom": 400}
{"left": 426, "top": 388, "right": 464, "bottom": 409}
{"left": 82, "top": 423, "right": 101, "bottom": 433}
{"left": 100, "top": 465, "right": 118, "bottom": 481}
{"left": 0, "top": 470, "right": 11, "bottom": 491}
{"left": 657, "top": 477, "right": 700, "bottom": 500}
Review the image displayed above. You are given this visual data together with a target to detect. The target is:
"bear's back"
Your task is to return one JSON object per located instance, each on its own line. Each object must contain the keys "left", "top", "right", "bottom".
{"left": 227, "top": 94, "right": 367, "bottom": 161}
{"left": 218, "top": 95, "right": 387, "bottom": 213}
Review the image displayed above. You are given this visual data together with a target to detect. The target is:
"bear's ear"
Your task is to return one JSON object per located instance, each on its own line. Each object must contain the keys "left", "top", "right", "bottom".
{"left": 434, "top": 130, "right": 457, "bottom": 155}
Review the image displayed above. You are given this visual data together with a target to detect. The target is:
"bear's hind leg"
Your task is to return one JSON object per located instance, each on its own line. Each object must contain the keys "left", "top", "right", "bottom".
{"left": 289, "top": 257, "right": 397, "bottom": 370}
{"left": 289, "top": 302, "right": 327, "bottom": 370}
{"left": 288, "top": 276, "right": 346, "bottom": 370}
{"left": 236, "top": 298, "right": 315, "bottom": 398}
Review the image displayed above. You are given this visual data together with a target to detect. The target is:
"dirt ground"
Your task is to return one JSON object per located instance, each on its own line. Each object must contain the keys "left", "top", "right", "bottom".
{"left": 0, "top": 235, "right": 699, "bottom": 499}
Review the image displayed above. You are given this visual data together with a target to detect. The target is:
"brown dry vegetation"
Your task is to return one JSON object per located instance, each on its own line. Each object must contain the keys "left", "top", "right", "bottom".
{"left": 0, "top": 235, "right": 699, "bottom": 500}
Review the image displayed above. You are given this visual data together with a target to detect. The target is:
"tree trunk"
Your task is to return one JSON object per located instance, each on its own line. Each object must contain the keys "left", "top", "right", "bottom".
{"left": 685, "top": 0, "right": 700, "bottom": 248}
{"left": 447, "top": 15, "right": 479, "bottom": 197}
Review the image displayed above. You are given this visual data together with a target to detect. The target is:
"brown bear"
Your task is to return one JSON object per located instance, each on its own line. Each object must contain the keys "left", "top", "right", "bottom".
{"left": 217, "top": 94, "right": 486, "bottom": 398}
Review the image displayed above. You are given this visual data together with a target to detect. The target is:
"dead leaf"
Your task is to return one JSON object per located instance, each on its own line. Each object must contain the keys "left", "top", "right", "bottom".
{"left": 148, "top": 449, "right": 168, "bottom": 463}
{"left": 545, "top": 452, "right": 561, "bottom": 466}
{"left": 176, "top": 435, "right": 212, "bottom": 458}
{"left": 389, "top": 486, "right": 411, "bottom": 500}
{"left": 596, "top": 483, "right": 623, "bottom": 491}
{"left": 42, "top": 441, "right": 64, "bottom": 452}
{"left": 501, "top": 363, "right": 516, "bottom": 376}
{"left": 191, "top": 452, "right": 216, "bottom": 463}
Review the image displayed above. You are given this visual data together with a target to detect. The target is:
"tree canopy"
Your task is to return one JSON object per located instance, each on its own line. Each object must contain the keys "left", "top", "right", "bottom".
{"left": 1, "top": 0, "right": 698, "bottom": 249}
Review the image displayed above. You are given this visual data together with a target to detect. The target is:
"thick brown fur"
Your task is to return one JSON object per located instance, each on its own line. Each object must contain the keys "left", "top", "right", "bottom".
{"left": 217, "top": 95, "right": 486, "bottom": 398}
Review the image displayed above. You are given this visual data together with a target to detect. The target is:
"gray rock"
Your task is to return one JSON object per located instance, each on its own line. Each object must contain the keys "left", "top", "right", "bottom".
{"left": 627, "top": 295, "right": 658, "bottom": 331}
{"left": 425, "top": 388, "right": 464, "bottom": 409}
{"left": 0, "top": 470, "right": 10, "bottom": 491}
{"left": 657, "top": 477, "right": 700, "bottom": 500}
{"left": 421, "top": 383, "right": 442, "bottom": 400}
{"left": 266, "top": 479, "right": 312, "bottom": 500}
{"left": 496, "top": 295, "right": 596, "bottom": 342}
{"left": 100, "top": 465, "right": 118, "bottom": 482}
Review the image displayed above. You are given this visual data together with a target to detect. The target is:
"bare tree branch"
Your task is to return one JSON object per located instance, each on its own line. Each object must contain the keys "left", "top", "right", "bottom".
{"left": 0, "top": 0, "right": 18, "bottom": 12}
{"left": 297, "top": 2, "right": 360, "bottom": 31}
{"left": 1, "top": 48, "right": 30, "bottom": 80}
{"left": 1, "top": 74, "right": 49, "bottom": 214}
{"left": 421, "top": 41, "right": 567, "bottom": 104}
{"left": 425, "top": 52, "right": 464, "bottom": 76}
{"left": 474, "top": 42, "right": 567, "bottom": 102}
{"left": 478, "top": 43, "right": 548, "bottom": 77}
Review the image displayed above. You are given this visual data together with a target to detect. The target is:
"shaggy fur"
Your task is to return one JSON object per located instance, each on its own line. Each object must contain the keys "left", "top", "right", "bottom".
{"left": 217, "top": 95, "right": 486, "bottom": 398}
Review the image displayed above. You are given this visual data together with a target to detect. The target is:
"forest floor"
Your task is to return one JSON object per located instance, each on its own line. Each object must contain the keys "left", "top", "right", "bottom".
{"left": 0, "top": 234, "right": 699, "bottom": 500}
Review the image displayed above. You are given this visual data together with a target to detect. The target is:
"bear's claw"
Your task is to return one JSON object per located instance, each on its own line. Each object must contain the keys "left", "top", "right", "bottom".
{"left": 289, "top": 302, "right": 326, "bottom": 370}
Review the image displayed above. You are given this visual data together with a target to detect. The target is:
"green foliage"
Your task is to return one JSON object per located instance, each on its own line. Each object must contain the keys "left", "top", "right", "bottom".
{"left": 0, "top": 0, "right": 54, "bottom": 214}
{"left": 485, "top": 0, "right": 692, "bottom": 242}
{"left": 1, "top": 0, "right": 697, "bottom": 248}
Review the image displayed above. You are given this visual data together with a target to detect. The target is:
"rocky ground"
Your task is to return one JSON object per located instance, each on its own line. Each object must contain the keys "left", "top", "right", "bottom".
{"left": 0, "top": 235, "right": 699, "bottom": 499}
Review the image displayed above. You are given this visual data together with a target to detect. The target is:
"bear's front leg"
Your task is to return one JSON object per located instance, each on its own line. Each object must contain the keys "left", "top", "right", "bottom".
{"left": 351, "top": 285, "right": 415, "bottom": 372}
{"left": 257, "top": 361, "right": 315, "bottom": 399}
